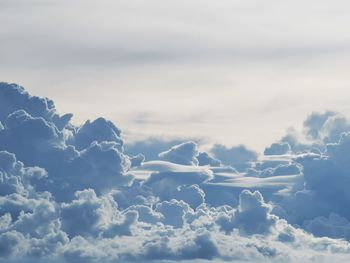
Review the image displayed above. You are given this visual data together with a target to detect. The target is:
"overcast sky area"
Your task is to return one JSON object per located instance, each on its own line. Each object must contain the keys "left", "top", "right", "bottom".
{"left": 2, "top": 0, "right": 350, "bottom": 151}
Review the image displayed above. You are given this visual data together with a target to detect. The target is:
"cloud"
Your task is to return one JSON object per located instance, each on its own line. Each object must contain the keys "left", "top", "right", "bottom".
{"left": 259, "top": 162, "right": 302, "bottom": 178}
{"left": 197, "top": 152, "right": 221, "bottom": 167}
{"left": 61, "top": 188, "right": 136, "bottom": 238}
{"left": 303, "top": 111, "right": 350, "bottom": 144}
{"left": 155, "top": 199, "right": 191, "bottom": 228}
{"left": 0, "top": 109, "right": 64, "bottom": 165}
{"left": 141, "top": 161, "right": 211, "bottom": 206}
{"left": 129, "top": 153, "right": 145, "bottom": 168}
{"left": 0, "top": 85, "right": 133, "bottom": 201}
{"left": 284, "top": 132, "right": 350, "bottom": 224}
{"left": 0, "top": 82, "right": 72, "bottom": 130}
{"left": 233, "top": 190, "right": 277, "bottom": 235}
{"left": 211, "top": 144, "right": 258, "bottom": 171}
{"left": 264, "top": 142, "right": 291, "bottom": 156}
{"left": 72, "top": 118, "right": 123, "bottom": 151}
{"left": 125, "top": 137, "right": 186, "bottom": 161}
{"left": 303, "top": 213, "right": 350, "bottom": 240}
{"left": 173, "top": 185, "right": 205, "bottom": 209}
{"left": 0, "top": 231, "right": 27, "bottom": 258}
{"left": 158, "top": 141, "right": 199, "bottom": 166}
{"left": 3, "top": 83, "right": 350, "bottom": 262}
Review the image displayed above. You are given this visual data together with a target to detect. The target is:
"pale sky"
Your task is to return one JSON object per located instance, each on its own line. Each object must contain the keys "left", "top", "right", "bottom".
{"left": 2, "top": 0, "right": 350, "bottom": 151}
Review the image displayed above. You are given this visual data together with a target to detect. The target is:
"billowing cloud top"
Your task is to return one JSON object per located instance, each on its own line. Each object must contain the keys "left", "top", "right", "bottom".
{"left": 2, "top": 82, "right": 350, "bottom": 263}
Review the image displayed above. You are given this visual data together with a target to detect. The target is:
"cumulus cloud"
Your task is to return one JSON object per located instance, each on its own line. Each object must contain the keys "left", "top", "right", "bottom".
{"left": 264, "top": 142, "right": 291, "bottom": 156}
{"left": 303, "top": 111, "right": 350, "bottom": 144}
{"left": 158, "top": 141, "right": 199, "bottom": 166}
{"left": 211, "top": 144, "right": 258, "bottom": 171}
{"left": 233, "top": 190, "right": 277, "bottom": 235}
{"left": 303, "top": 213, "right": 350, "bottom": 240}
{"left": 0, "top": 86, "right": 133, "bottom": 201}
{"left": 3, "top": 83, "right": 350, "bottom": 262}
{"left": 0, "top": 82, "right": 72, "bottom": 130}
{"left": 197, "top": 152, "right": 221, "bottom": 167}
{"left": 125, "top": 137, "right": 186, "bottom": 161}
{"left": 61, "top": 188, "right": 136, "bottom": 238}
{"left": 72, "top": 118, "right": 123, "bottom": 151}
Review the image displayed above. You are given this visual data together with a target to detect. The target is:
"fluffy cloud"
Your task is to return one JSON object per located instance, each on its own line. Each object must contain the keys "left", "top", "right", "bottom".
{"left": 197, "top": 152, "right": 221, "bottom": 167}
{"left": 141, "top": 161, "right": 211, "bottom": 207}
{"left": 264, "top": 142, "right": 291, "bottom": 156}
{"left": 61, "top": 189, "right": 136, "bottom": 238}
{"left": 303, "top": 111, "right": 350, "bottom": 144}
{"left": 158, "top": 141, "right": 199, "bottom": 166}
{"left": 0, "top": 82, "right": 72, "bottom": 130}
{"left": 233, "top": 190, "right": 277, "bottom": 235}
{"left": 125, "top": 137, "right": 186, "bottom": 161}
{"left": 0, "top": 88, "right": 133, "bottom": 201}
{"left": 0, "top": 231, "right": 27, "bottom": 258}
{"left": 211, "top": 144, "right": 258, "bottom": 171}
{"left": 72, "top": 118, "right": 123, "bottom": 151}
{"left": 3, "top": 83, "right": 350, "bottom": 262}
{"left": 284, "top": 132, "right": 350, "bottom": 224}
{"left": 303, "top": 213, "right": 350, "bottom": 240}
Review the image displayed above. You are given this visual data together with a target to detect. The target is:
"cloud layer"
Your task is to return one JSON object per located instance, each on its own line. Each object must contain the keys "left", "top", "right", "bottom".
{"left": 2, "top": 83, "right": 350, "bottom": 262}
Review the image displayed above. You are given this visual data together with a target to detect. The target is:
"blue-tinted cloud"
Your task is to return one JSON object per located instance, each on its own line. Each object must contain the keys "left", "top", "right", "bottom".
{"left": 0, "top": 82, "right": 72, "bottom": 130}
{"left": 303, "top": 111, "right": 350, "bottom": 144}
{"left": 72, "top": 118, "right": 123, "bottom": 151}
{"left": 264, "top": 142, "right": 291, "bottom": 156}
{"left": 125, "top": 137, "right": 186, "bottom": 161}
{"left": 3, "top": 83, "right": 350, "bottom": 262}
{"left": 158, "top": 141, "right": 199, "bottom": 166}
{"left": 197, "top": 152, "right": 221, "bottom": 167}
{"left": 211, "top": 144, "right": 258, "bottom": 171}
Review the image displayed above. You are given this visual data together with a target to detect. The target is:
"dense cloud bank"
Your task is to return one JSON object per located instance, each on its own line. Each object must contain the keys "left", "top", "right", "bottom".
{"left": 2, "top": 83, "right": 350, "bottom": 262}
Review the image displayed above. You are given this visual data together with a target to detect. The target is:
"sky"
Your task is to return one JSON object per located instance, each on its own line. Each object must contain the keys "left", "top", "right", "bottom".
{"left": 3, "top": 2, "right": 350, "bottom": 262}
{"left": 2, "top": 0, "right": 350, "bottom": 151}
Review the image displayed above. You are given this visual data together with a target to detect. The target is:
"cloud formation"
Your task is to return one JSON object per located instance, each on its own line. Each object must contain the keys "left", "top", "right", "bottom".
{"left": 2, "top": 83, "right": 350, "bottom": 262}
